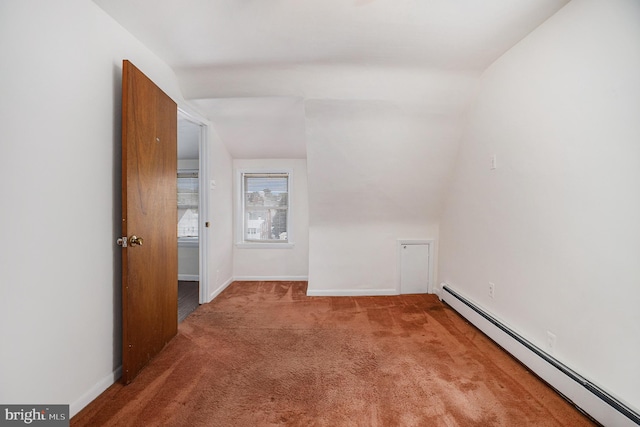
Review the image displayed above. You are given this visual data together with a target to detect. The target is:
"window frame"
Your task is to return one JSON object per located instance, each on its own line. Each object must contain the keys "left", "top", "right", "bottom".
{"left": 177, "top": 169, "right": 199, "bottom": 247}
{"left": 235, "top": 168, "right": 294, "bottom": 249}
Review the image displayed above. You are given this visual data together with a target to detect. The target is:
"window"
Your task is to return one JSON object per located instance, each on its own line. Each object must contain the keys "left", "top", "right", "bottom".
{"left": 177, "top": 171, "right": 199, "bottom": 240}
{"left": 237, "top": 170, "right": 293, "bottom": 247}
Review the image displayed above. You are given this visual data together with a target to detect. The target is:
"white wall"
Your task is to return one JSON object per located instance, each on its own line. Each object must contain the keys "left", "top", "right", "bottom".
{"left": 178, "top": 246, "right": 199, "bottom": 277}
{"left": 178, "top": 159, "right": 199, "bottom": 170}
{"left": 207, "top": 127, "right": 234, "bottom": 295}
{"left": 305, "top": 100, "right": 458, "bottom": 294}
{"left": 0, "top": 0, "right": 233, "bottom": 415}
{"left": 233, "top": 159, "right": 309, "bottom": 280}
{"left": 439, "top": 0, "right": 640, "bottom": 412}
{"left": 308, "top": 223, "right": 438, "bottom": 295}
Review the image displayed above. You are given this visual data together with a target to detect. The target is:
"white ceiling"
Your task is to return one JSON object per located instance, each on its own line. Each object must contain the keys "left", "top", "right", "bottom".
{"left": 190, "top": 97, "right": 307, "bottom": 159}
{"left": 94, "top": 0, "right": 567, "bottom": 70}
{"left": 94, "top": 0, "right": 569, "bottom": 159}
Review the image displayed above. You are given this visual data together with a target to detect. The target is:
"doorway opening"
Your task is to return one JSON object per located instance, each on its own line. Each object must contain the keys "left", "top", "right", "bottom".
{"left": 177, "top": 110, "right": 208, "bottom": 322}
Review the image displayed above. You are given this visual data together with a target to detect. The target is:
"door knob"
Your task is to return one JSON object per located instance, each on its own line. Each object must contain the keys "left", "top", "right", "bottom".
{"left": 129, "top": 235, "right": 144, "bottom": 246}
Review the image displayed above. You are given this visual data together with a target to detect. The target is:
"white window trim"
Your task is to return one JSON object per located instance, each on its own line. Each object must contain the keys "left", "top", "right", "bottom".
{"left": 178, "top": 236, "right": 199, "bottom": 248}
{"left": 235, "top": 168, "right": 294, "bottom": 249}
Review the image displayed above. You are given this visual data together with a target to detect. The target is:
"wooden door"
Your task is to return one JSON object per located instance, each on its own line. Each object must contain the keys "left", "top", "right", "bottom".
{"left": 120, "top": 60, "right": 178, "bottom": 384}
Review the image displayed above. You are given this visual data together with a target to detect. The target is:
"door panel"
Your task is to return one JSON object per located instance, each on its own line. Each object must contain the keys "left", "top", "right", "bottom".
{"left": 121, "top": 60, "right": 177, "bottom": 384}
{"left": 400, "top": 244, "right": 429, "bottom": 294}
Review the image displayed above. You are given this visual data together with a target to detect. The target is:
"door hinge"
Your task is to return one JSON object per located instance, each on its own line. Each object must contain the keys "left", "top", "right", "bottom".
{"left": 116, "top": 236, "right": 128, "bottom": 247}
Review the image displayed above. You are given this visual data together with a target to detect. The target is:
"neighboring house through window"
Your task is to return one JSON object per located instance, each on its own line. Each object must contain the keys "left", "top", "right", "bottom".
{"left": 236, "top": 169, "right": 293, "bottom": 248}
{"left": 178, "top": 170, "right": 199, "bottom": 242}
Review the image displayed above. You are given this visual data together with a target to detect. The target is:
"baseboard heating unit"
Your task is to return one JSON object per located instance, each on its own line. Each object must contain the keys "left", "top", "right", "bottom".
{"left": 441, "top": 284, "right": 639, "bottom": 427}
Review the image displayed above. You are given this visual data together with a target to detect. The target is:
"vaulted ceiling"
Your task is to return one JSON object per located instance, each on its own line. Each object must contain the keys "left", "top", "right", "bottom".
{"left": 94, "top": 0, "right": 569, "bottom": 224}
{"left": 96, "top": 0, "right": 568, "bottom": 69}
{"left": 94, "top": 0, "right": 568, "bottom": 157}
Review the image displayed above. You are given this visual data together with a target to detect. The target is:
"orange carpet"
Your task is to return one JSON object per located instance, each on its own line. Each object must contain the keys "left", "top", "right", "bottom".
{"left": 72, "top": 281, "right": 596, "bottom": 426}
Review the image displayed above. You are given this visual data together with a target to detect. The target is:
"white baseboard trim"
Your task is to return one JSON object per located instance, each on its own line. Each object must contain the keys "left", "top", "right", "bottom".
{"left": 233, "top": 276, "right": 309, "bottom": 282}
{"left": 207, "top": 276, "right": 234, "bottom": 303}
{"left": 178, "top": 274, "right": 199, "bottom": 281}
{"left": 441, "top": 283, "right": 639, "bottom": 427}
{"left": 306, "top": 288, "right": 398, "bottom": 297}
{"left": 70, "top": 366, "right": 122, "bottom": 418}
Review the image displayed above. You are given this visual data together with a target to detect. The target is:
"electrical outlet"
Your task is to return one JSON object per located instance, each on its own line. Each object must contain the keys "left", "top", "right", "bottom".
{"left": 488, "top": 282, "right": 495, "bottom": 299}
{"left": 490, "top": 154, "right": 497, "bottom": 170}
{"left": 546, "top": 331, "right": 557, "bottom": 353}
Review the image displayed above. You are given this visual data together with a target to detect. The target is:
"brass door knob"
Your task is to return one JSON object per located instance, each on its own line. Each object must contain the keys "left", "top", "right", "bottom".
{"left": 130, "top": 235, "right": 144, "bottom": 246}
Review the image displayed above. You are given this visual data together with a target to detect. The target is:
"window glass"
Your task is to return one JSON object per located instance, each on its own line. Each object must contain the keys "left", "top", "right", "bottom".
{"left": 243, "top": 173, "right": 289, "bottom": 242}
{"left": 178, "top": 172, "right": 198, "bottom": 238}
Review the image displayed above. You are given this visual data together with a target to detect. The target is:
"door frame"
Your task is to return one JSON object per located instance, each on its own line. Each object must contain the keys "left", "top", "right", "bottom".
{"left": 178, "top": 108, "right": 210, "bottom": 304}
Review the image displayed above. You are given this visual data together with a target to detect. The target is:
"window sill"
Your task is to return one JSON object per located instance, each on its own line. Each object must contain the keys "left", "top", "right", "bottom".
{"left": 235, "top": 242, "right": 295, "bottom": 249}
{"left": 178, "top": 237, "right": 199, "bottom": 248}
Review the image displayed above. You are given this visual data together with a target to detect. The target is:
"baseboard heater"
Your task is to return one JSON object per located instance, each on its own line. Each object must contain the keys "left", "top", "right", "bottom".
{"left": 442, "top": 284, "right": 640, "bottom": 427}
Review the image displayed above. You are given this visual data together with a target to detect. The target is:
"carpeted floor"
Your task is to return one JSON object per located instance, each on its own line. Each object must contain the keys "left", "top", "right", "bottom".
{"left": 72, "top": 281, "right": 596, "bottom": 426}
{"left": 178, "top": 281, "right": 199, "bottom": 323}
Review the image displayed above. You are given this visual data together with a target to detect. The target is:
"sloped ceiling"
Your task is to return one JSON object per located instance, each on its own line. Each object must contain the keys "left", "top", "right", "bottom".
{"left": 94, "top": 0, "right": 568, "bottom": 222}
{"left": 93, "top": 0, "right": 569, "bottom": 136}
{"left": 95, "top": 0, "right": 568, "bottom": 70}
